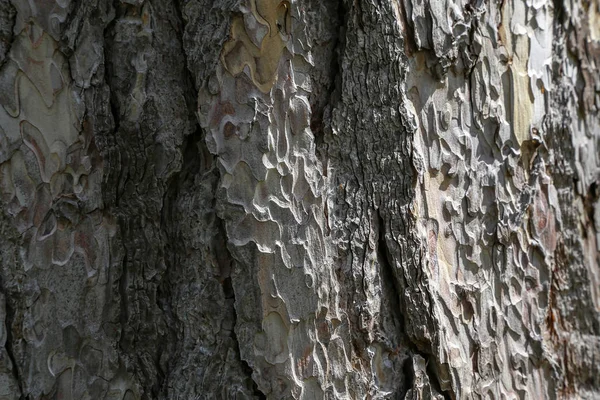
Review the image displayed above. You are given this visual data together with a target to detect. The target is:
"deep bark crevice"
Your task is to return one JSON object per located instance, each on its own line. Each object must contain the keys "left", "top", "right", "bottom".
{"left": 154, "top": 1, "right": 207, "bottom": 390}
{"left": 225, "top": 274, "right": 267, "bottom": 400}
{"left": 425, "top": 356, "right": 452, "bottom": 400}
{"left": 101, "top": 0, "right": 122, "bottom": 209}
{"left": 396, "top": 0, "right": 417, "bottom": 56}
{"left": 212, "top": 161, "right": 265, "bottom": 399}
{"left": 313, "top": 0, "right": 346, "bottom": 166}
{"left": 377, "top": 212, "right": 412, "bottom": 397}
{"left": 117, "top": 252, "right": 129, "bottom": 349}
{"left": 1, "top": 289, "right": 24, "bottom": 399}
{"left": 100, "top": 1, "right": 134, "bottom": 383}
{"left": 0, "top": 0, "right": 16, "bottom": 69}
{"left": 172, "top": 0, "right": 202, "bottom": 109}
{"left": 377, "top": 211, "right": 451, "bottom": 400}
{"left": 330, "top": 0, "right": 348, "bottom": 115}
{"left": 160, "top": 136, "right": 265, "bottom": 397}
{"left": 584, "top": 181, "right": 599, "bottom": 228}
{"left": 156, "top": 126, "right": 202, "bottom": 397}
{"left": 0, "top": 209, "right": 24, "bottom": 399}
{"left": 158, "top": 1, "right": 265, "bottom": 395}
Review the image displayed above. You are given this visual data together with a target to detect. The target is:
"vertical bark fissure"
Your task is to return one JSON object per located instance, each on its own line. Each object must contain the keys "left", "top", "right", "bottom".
{"left": 1, "top": 289, "right": 23, "bottom": 399}
{"left": 96, "top": 5, "right": 136, "bottom": 386}
{"left": 100, "top": 1, "right": 129, "bottom": 374}
{"left": 156, "top": 126, "right": 205, "bottom": 397}
{"left": 171, "top": 0, "right": 203, "bottom": 117}
{"left": 0, "top": 207, "right": 24, "bottom": 398}
{"left": 313, "top": 0, "right": 346, "bottom": 150}
{"left": 0, "top": 0, "right": 16, "bottom": 69}
{"left": 377, "top": 212, "right": 450, "bottom": 399}
{"left": 376, "top": 212, "right": 412, "bottom": 397}
{"left": 102, "top": 0, "right": 121, "bottom": 207}
{"left": 223, "top": 272, "right": 267, "bottom": 400}
{"left": 117, "top": 253, "right": 129, "bottom": 350}
{"left": 161, "top": 1, "right": 265, "bottom": 396}
{"left": 154, "top": 1, "right": 202, "bottom": 392}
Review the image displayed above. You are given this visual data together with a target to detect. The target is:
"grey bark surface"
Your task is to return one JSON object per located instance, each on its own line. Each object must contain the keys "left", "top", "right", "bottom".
{"left": 0, "top": 0, "right": 599, "bottom": 399}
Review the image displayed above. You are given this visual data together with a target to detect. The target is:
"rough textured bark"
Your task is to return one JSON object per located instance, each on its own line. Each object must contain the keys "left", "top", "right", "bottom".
{"left": 0, "top": 0, "right": 599, "bottom": 398}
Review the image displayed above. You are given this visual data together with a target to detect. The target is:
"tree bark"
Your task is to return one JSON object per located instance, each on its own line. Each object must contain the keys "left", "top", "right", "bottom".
{"left": 0, "top": 0, "right": 599, "bottom": 399}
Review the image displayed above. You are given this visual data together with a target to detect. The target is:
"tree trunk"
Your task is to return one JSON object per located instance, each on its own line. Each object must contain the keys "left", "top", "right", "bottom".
{"left": 0, "top": 0, "right": 599, "bottom": 398}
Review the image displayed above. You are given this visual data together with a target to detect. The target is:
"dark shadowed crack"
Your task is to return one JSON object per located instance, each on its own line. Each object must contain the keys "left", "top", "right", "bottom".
{"left": 1, "top": 287, "right": 24, "bottom": 399}
{"left": 223, "top": 275, "right": 267, "bottom": 400}
{"left": 156, "top": 127, "right": 202, "bottom": 396}
{"left": 210, "top": 118, "right": 266, "bottom": 399}
{"left": 377, "top": 212, "right": 412, "bottom": 398}
{"left": 377, "top": 211, "right": 451, "bottom": 400}
{"left": 312, "top": 0, "right": 345, "bottom": 142}
{"left": 0, "top": 186, "right": 28, "bottom": 400}
{"left": 0, "top": 0, "right": 16, "bottom": 68}
{"left": 310, "top": 0, "right": 345, "bottom": 167}
{"left": 161, "top": 1, "right": 266, "bottom": 396}
{"left": 101, "top": 0, "right": 121, "bottom": 210}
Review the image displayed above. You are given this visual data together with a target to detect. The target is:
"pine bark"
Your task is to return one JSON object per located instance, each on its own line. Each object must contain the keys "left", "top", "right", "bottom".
{"left": 0, "top": 0, "right": 599, "bottom": 399}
